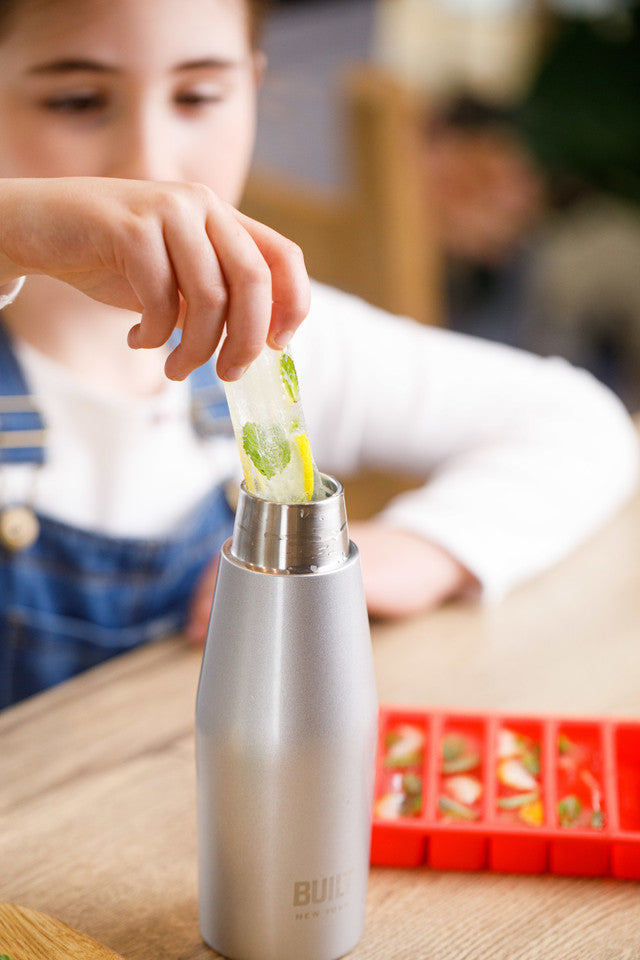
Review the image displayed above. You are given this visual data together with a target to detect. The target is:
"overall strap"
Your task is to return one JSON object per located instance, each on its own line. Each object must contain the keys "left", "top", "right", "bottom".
{"left": 168, "top": 331, "right": 233, "bottom": 438}
{"left": 0, "top": 323, "right": 232, "bottom": 464}
{"left": 189, "top": 362, "right": 234, "bottom": 438}
{"left": 0, "top": 319, "right": 46, "bottom": 465}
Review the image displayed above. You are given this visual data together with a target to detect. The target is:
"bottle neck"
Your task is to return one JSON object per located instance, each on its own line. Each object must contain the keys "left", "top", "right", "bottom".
{"left": 230, "top": 475, "right": 350, "bottom": 574}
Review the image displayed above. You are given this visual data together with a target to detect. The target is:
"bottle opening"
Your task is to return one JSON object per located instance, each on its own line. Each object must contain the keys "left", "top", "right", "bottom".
{"left": 230, "top": 473, "right": 350, "bottom": 574}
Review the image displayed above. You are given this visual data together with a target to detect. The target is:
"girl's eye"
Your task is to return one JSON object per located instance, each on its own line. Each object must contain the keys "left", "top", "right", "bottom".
{"left": 175, "top": 87, "right": 225, "bottom": 108}
{"left": 42, "top": 92, "right": 108, "bottom": 114}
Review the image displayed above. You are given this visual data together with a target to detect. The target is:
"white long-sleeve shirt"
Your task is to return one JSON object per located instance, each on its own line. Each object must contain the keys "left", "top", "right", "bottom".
{"left": 298, "top": 283, "right": 639, "bottom": 599}
{"left": 3, "top": 279, "right": 638, "bottom": 601}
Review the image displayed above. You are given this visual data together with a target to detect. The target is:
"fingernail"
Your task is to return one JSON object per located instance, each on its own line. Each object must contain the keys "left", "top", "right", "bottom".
{"left": 271, "top": 329, "right": 294, "bottom": 349}
{"left": 222, "top": 364, "right": 249, "bottom": 382}
{"left": 164, "top": 358, "right": 187, "bottom": 382}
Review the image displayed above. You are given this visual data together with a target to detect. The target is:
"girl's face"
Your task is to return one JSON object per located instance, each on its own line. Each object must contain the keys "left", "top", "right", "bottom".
{"left": 0, "top": 0, "right": 261, "bottom": 205}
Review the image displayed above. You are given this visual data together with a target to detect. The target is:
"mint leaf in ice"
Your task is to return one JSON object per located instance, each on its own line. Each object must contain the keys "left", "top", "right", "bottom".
{"left": 242, "top": 422, "right": 291, "bottom": 479}
{"left": 280, "top": 353, "right": 299, "bottom": 403}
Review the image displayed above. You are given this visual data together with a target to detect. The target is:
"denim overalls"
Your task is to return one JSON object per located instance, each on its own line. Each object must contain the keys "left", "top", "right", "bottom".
{"left": 0, "top": 320, "right": 235, "bottom": 708}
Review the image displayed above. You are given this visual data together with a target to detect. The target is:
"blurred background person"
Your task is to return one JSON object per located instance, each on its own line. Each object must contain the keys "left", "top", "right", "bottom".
{"left": 416, "top": 0, "right": 640, "bottom": 407}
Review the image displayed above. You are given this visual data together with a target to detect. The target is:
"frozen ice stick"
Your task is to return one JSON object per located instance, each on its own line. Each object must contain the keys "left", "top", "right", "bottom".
{"left": 224, "top": 346, "right": 325, "bottom": 503}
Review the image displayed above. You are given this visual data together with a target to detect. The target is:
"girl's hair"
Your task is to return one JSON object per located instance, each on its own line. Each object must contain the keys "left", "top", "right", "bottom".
{"left": 0, "top": 0, "right": 271, "bottom": 47}
{"left": 0, "top": 0, "right": 17, "bottom": 30}
{"left": 248, "top": 0, "right": 270, "bottom": 47}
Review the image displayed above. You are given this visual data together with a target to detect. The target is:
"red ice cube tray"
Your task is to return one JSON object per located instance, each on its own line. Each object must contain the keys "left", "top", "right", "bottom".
{"left": 370, "top": 706, "right": 640, "bottom": 879}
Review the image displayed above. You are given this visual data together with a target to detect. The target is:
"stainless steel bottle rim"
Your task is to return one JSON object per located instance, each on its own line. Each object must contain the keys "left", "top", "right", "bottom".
{"left": 229, "top": 473, "right": 350, "bottom": 574}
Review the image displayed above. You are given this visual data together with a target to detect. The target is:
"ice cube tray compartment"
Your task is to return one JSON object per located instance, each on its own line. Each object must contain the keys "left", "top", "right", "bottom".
{"left": 488, "top": 717, "right": 549, "bottom": 874}
{"left": 614, "top": 724, "right": 640, "bottom": 832}
{"left": 610, "top": 723, "right": 640, "bottom": 880}
{"left": 430, "top": 715, "right": 489, "bottom": 871}
{"left": 371, "top": 711, "right": 431, "bottom": 867}
{"left": 370, "top": 707, "right": 640, "bottom": 879}
{"left": 548, "top": 721, "right": 611, "bottom": 876}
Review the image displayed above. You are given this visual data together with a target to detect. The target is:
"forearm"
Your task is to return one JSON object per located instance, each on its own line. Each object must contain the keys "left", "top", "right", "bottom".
{"left": 0, "top": 179, "right": 34, "bottom": 286}
{"left": 298, "top": 284, "right": 640, "bottom": 602}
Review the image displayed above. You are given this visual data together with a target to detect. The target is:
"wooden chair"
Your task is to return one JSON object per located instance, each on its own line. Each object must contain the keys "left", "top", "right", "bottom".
{"left": 241, "top": 63, "right": 443, "bottom": 327}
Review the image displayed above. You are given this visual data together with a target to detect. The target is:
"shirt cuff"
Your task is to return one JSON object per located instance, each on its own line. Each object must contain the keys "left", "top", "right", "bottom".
{"left": 0, "top": 276, "right": 26, "bottom": 310}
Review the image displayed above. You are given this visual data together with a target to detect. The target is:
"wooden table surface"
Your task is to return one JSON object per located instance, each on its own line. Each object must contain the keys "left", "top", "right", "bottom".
{"left": 2, "top": 464, "right": 640, "bottom": 959}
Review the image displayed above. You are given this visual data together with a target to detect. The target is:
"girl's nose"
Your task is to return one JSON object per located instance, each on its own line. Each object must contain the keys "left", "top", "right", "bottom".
{"left": 106, "top": 108, "right": 180, "bottom": 182}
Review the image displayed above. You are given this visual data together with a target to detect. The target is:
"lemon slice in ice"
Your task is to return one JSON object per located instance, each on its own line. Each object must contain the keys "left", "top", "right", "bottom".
{"left": 224, "top": 346, "right": 324, "bottom": 503}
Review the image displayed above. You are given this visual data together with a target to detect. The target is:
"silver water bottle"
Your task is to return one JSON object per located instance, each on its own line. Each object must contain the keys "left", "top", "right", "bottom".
{"left": 196, "top": 475, "right": 378, "bottom": 960}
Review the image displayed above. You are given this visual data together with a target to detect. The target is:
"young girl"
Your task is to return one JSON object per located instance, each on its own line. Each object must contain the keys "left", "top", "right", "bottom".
{"left": 0, "top": 0, "right": 637, "bottom": 707}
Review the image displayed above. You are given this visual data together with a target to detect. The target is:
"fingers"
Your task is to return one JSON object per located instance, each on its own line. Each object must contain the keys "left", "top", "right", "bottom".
{"left": 231, "top": 209, "right": 310, "bottom": 356}
{"left": 160, "top": 201, "right": 232, "bottom": 381}
{"left": 125, "top": 238, "right": 181, "bottom": 352}
{"left": 202, "top": 201, "right": 274, "bottom": 382}
{"left": 120, "top": 184, "right": 310, "bottom": 382}
{"left": 94, "top": 193, "right": 180, "bottom": 351}
{"left": 164, "top": 193, "right": 309, "bottom": 382}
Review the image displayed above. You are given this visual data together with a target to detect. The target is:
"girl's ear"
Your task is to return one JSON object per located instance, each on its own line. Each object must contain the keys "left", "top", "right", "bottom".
{"left": 252, "top": 50, "right": 267, "bottom": 87}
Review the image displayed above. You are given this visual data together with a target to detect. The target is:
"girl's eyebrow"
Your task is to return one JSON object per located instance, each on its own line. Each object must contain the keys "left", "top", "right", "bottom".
{"left": 27, "top": 57, "right": 241, "bottom": 76}
{"left": 173, "top": 58, "right": 242, "bottom": 72}
{"left": 28, "top": 59, "right": 118, "bottom": 75}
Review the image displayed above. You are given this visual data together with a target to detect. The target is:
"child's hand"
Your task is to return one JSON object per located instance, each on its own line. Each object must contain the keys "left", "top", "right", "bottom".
{"left": 184, "top": 522, "right": 478, "bottom": 643}
{"left": 186, "top": 554, "right": 220, "bottom": 645}
{"left": 348, "top": 521, "right": 477, "bottom": 619}
{"left": 0, "top": 177, "right": 310, "bottom": 380}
